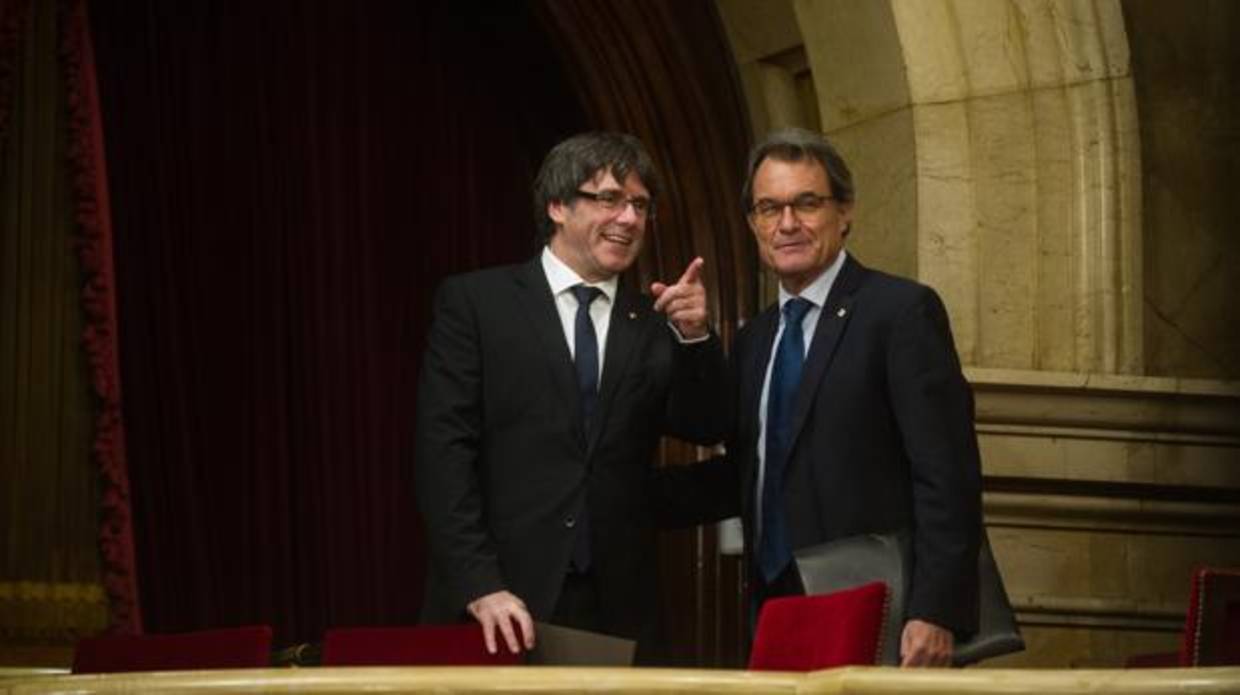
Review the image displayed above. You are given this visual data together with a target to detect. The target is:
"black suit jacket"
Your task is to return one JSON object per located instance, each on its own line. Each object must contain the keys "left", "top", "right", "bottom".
{"left": 414, "top": 256, "right": 726, "bottom": 642}
{"left": 732, "top": 255, "right": 982, "bottom": 635}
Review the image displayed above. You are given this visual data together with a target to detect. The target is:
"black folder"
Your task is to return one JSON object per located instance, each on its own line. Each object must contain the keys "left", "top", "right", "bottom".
{"left": 793, "top": 530, "right": 1024, "bottom": 666}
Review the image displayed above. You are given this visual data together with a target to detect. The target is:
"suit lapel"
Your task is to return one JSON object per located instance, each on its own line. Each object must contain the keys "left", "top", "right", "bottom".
{"left": 590, "top": 282, "right": 648, "bottom": 455}
{"left": 513, "top": 258, "right": 583, "bottom": 437}
{"left": 788, "top": 255, "right": 865, "bottom": 450}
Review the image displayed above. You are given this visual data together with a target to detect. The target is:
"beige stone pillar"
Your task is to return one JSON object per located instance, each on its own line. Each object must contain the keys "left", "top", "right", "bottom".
{"left": 793, "top": 0, "right": 1143, "bottom": 374}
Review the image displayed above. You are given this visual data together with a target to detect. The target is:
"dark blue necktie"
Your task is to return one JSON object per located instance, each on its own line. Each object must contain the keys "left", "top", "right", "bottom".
{"left": 569, "top": 284, "right": 602, "bottom": 571}
{"left": 758, "top": 297, "right": 812, "bottom": 582}
{"left": 571, "top": 285, "right": 603, "bottom": 432}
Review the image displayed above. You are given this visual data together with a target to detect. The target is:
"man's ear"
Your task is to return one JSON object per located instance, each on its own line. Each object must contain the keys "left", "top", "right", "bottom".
{"left": 837, "top": 201, "right": 855, "bottom": 236}
{"left": 548, "top": 200, "right": 569, "bottom": 226}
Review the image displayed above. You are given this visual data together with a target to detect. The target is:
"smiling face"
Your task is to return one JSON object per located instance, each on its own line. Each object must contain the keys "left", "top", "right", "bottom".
{"left": 748, "top": 157, "right": 853, "bottom": 295}
{"left": 547, "top": 169, "right": 649, "bottom": 282}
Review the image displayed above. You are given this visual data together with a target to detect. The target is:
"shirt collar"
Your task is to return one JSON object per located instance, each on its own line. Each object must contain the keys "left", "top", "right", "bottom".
{"left": 777, "top": 248, "right": 847, "bottom": 312}
{"left": 541, "top": 246, "right": 618, "bottom": 303}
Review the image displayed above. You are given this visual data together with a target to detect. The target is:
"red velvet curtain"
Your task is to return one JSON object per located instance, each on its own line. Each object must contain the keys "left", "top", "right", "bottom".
{"left": 86, "top": 0, "right": 585, "bottom": 645}
{"left": 60, "top": 0, "right": 142, "bottom": 636}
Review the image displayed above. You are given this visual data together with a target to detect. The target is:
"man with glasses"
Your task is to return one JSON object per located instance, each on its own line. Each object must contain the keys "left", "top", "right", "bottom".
{"left": 415, "top": 132, "right": 728, "bottom": 662}
{"left": 731, "top": 128, "right": 982, "bottom": 666}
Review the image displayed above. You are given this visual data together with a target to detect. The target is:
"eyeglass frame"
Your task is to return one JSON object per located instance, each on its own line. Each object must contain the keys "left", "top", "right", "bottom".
{"left": 573, "top": 189, "right": 654, "bottom": 219}
{"left": 748, "top": 192, "right": 837, "bottom": 226}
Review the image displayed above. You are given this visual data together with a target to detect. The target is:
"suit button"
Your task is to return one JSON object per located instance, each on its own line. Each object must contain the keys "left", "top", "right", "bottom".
{"left": 564, "top": 516, "right": 576, "bottom": 528}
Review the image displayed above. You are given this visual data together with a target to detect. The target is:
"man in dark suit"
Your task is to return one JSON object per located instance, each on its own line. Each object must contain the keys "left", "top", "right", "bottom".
{"left": 733, "top": 128, "right": 982, "bottom": 666}
{"left": 414, "top": 132, "right": 726, "bottom": 660}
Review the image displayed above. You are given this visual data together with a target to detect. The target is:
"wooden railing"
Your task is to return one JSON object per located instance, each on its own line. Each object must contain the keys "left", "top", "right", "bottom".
{"left": 3, "top": 666, "right": 1240, "bottom": 694}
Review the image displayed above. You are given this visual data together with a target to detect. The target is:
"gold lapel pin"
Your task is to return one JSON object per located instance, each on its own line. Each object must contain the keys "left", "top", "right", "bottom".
{"left": 837, "top": 307, "right": 847, "bottom": 318}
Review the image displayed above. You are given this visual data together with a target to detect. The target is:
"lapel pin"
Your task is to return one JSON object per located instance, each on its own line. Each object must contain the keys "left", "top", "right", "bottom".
{"left": 837, "top": 307, "right": 847, "bottom": 318}
{"left": 628, "top": 311, "right": 637, "bottom": 320}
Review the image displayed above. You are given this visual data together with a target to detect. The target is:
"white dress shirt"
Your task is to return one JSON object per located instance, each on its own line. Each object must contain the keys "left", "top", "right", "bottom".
{"left": 541, "top": 247, "right": 617, "bottom": 384}
{"left": 754, "top": 249, "right": 848, "bottom": 537}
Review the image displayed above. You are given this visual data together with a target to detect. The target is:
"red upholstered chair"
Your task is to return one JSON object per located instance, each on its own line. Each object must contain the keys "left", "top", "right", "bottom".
{"left": 748, "top": 581, "right": 889, "bottom": 671}
{"left": 72, "top": 625, "right": 273, "bottom": 674}
{"left": 321, "top": 625, "right": 523, "bottom": 666}
{"left": 1181, "top": 567, "right": 1240, "bottom": 666}
{"left": 1126, "top": 566, "right": 1240, "bottom": 668}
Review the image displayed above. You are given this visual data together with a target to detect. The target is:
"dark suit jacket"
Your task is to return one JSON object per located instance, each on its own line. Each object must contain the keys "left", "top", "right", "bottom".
{"left": 414, "top": 256, "right": 727, "bottom": 643}
{"left": 732, "top": 255, "right": 982, "bottom": 635}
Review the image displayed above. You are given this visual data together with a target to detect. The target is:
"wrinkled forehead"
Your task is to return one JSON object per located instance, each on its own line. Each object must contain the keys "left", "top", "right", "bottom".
{"left": 752, "top": 157, "right": 832, "bottom": 198}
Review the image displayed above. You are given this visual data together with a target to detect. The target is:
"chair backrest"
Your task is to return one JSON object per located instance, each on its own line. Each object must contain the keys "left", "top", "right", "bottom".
{"left": 321, "top": 624, "right": 522, "bottom": 666}
{"left": 748, "top": 581, "right": 888, "bottom": 671}
{"left": 72, "top": 625, "right": 273, "bottom": 674}
{"left": 1124, "top": 651, "right": 1180, "bottom": 668}
{"left": 1181, "top": 567, "right": 1240, "bottom": 666}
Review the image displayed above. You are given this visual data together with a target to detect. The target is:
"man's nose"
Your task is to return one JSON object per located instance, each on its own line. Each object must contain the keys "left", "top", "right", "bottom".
{"left": 777, "top": 204, "right": 798, "bottom": 231}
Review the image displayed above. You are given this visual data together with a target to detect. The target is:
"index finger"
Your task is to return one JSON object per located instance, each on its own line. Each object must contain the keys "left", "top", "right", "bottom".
{"left": 481, "top": 616, "right": 499, "bottom": 654}
{"left": 676, "top": 257, "right": 704, "bottom": 286}
{"left": 900, "top": 644, "right": 925, "bottom": 667}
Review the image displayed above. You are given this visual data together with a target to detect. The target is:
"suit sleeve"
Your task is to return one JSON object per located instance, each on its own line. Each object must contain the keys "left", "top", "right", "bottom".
{"left": 660, "top": 330, "right": 729, "bottom": 445}
{"left": 649, "top": 330, "right": 742, "bottom": 528}
{"left": 886, "top": 287, "right": 982, "bottom": 637}
{"left": 414, "top": 277, "right": 505, "bottom": 613}
{"left": 648, "top": 453, "right": 741, "bottom": 528}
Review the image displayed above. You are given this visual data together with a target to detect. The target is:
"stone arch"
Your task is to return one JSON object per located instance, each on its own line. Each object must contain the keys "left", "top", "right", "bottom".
{"left": 720, "top": 0, "right": 1143, "bottom": 374}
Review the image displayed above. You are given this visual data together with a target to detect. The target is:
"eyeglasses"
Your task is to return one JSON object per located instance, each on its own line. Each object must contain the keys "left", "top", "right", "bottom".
{"left": 574, "top": 189, "right": 653, "bottom": 218}
{"left": 749, "top": 193, "right": 835, "bottom": 225}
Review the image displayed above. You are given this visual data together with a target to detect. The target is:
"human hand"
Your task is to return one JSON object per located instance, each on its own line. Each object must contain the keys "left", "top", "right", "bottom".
{"left": 899, "top": 619, "right": 953, "bottom": 667}
{"left": 651, "top": 257, "right": 708, "bottom": 339}
{"left": 466, "top": 590, "right": 535, "bottom": 654}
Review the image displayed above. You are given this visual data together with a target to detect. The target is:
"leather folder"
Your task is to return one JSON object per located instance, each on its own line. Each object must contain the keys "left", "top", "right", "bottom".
{"left": 793, "top": 530, "right": 1024, "bottom": 666}
{"left": 526, "top": 622, "right": 636, "bottom": 666}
